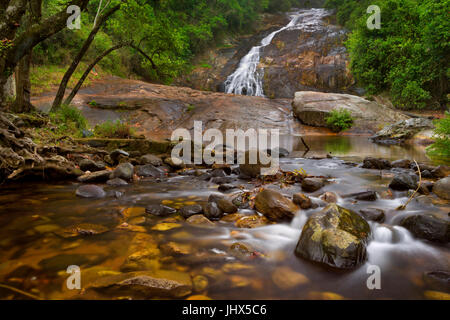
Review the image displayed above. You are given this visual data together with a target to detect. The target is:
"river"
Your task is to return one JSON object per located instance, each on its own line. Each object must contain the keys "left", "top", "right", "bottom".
{"left": 0, "top": 136, "right": 448, "bottom": 299}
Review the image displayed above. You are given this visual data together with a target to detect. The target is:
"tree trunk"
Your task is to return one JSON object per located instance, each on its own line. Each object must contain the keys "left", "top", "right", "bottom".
{"left": 64, "top": 42, "right": 158, "bottom": 106}
{"left": 13, "top": 53, "right": 33, "bottom": 113}
{"left": 51, "top": 4, "right": 121, "bottom": 112}
{"left": 13, "top": 0, "right": 42, "bottom": 113}
{"left": 0, "top": 0, "right": 90, "bottom": 110}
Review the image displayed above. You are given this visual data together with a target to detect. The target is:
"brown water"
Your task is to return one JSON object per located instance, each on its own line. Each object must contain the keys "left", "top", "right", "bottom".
{"left": 0, "top": 136, "right": 448, "bottom": 300}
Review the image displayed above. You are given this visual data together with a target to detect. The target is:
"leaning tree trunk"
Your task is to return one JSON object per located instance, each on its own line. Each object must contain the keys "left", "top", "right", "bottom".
{"left": 63, "top": 42, "right": 159, "bottom": 106}
{"left": 51, "top": 4, "right": 121, "bottom": 112}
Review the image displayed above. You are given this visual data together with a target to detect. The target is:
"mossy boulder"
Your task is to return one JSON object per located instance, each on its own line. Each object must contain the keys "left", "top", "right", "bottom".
{"left": 295, "top": 204, "right": 371, "bottom": 269}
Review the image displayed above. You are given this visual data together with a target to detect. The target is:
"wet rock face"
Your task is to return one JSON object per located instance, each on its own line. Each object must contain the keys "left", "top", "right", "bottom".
{"left": 389, "top": 173, "right": 419, "bottom": 191}
{"left": 254, "top": 189, "right": 298, "bottom": 221}
{"left": 400, "top": 213, "right": 449, "bottom": 243}
{"left": 295, "top": 204, "right": 371, "bottom": 269}
{"left": 432, "top": 177, "right": 450, "bottom": 200}
{"left": 261, "top": 10, "right": 354, "bottom": 99}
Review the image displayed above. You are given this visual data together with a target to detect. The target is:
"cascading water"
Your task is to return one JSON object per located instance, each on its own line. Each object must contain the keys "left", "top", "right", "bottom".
{"left": 224, "top": 8, "right": 330, "bottom": 96}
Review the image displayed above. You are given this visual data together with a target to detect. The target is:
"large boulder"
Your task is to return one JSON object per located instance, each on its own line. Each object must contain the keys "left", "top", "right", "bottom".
{"left": 432, "top": 177, "right": 450, "bottom": 200}
{"left": 400, "top": 213, "right": 449, "bottom": 243}
{"left": 254, "top": 189, "right": 298, "bottom": 221}
{"left": 292, "top": 91, "right": 407, "bottom": 132}
{"left": 371, "top": 118, "right": 435, "bottom": 143}
{"left": 295, "top": 204, "right": 371, "bottom": 269}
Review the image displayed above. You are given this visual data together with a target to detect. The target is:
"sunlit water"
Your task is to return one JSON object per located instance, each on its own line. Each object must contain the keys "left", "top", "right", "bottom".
{"left": 224, "top": 8, "right": 331, "bottom": 96}
{"left": 0, "top": 136, "right": 448, "bottom": 300}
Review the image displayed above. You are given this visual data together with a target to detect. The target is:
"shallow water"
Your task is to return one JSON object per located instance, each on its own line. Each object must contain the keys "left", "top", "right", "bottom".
{"left": 0, "top": 136, "right": 448, "bottom": 300}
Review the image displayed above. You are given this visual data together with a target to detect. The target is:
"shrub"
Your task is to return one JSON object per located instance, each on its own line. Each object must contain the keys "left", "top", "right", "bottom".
{"left": 50, "top": 104, "right": 87, "bottom": 134}
{"left": 94, "top": 120, "right": 135, "bottom": 139}
{"left": 427, "top": 112, "right": 450, "bottom": 158}
{"left": 326, "top": 109, "right": 354, "bottom": 132}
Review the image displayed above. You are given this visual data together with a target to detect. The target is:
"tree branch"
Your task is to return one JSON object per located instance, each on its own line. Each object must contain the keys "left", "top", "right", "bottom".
{"left": 51, "top": 1, "right": 122, "bottom": 111}
{"left": 7, "top": 0, "right": 90, "bottom": 66}
{"left": 63, "top": 42, "right": 160, "bottom": 106}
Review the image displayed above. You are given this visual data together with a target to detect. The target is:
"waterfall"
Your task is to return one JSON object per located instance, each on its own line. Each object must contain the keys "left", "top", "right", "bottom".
{"left": 224, "top": 8, "right": 330, "bottom": 97}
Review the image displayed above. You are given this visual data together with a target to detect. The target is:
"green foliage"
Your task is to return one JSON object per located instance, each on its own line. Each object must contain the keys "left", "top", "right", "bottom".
{"left": 326, "top": 109, "right": 354, "bottom": 132}
{"left": 186, "top": 104, "right": 196, "bottom": 112}
{"left": 34, "top": 0, "right": 306, "bottom": 85}
{"left": 427, "top": 112, "right": 450, "bottom": 158}
{"left": 327, "top": 0, "right": 449, "bottom": 110}
{"left": 49, "top": 105, "right": 88, "bottom": 136}
{"left": 93, "top": 120, "right": 135, "bottom": 139}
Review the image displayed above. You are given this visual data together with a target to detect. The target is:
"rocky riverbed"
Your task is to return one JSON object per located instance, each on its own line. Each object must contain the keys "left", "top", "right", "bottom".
{"left": 0, "top": 138, "right": 448, "bottom": 300}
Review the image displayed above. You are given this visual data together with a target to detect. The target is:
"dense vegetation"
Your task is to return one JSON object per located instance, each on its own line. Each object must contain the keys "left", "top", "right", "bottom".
{"left": 326, "top": 0, "right": 449, "bottom": 110}
{"left": 427, "top": 113, "right": 450, "bottom": 158}
{"left": 35, "top": 0, "right": 305, "bottom": 85}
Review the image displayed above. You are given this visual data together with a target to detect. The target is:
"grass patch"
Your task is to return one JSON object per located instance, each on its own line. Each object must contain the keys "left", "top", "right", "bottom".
{"left": 93, "top": 120, "right": 135, "bottom": 139}
{"left": 30, "top": 64, "right": 107, "bottom": 95}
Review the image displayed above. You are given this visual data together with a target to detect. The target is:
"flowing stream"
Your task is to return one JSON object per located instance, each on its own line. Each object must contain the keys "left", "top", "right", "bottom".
{"left": 0, "top": 136, "right": 448, "bottom": 300}
{"left": 224, "top": 8, "right": 331, "bottom": 96}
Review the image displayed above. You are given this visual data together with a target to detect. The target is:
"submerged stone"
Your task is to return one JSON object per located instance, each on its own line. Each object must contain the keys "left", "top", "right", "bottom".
{"left": 75, "top": 185, "right": 106, "bottom": 198}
